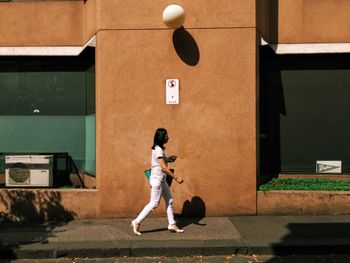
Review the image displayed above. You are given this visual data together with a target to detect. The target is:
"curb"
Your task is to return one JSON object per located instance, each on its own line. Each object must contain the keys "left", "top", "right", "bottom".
{"left": 2, "top": 239, "right": 350, "bottom": 259}
{"left": 0, "top": 239, "right": 246, "bottom": 259}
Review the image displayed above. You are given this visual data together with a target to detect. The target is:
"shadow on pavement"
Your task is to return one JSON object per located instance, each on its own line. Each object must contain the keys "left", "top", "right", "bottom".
{"left": 175, "top": 196, "right": 206, "bottom": 229}
{"left": 139, "top": 227, "right": 168, "bottom": 234}
{"left": 0, "top": 190, "right": 76, "bottom": 259}
{"left": 265, "top": 222, "right": 350, "bottom": 262}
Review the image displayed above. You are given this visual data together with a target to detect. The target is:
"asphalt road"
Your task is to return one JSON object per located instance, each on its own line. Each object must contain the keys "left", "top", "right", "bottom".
{"left": 2, "top": 255, "right": 350, "bottom": 263}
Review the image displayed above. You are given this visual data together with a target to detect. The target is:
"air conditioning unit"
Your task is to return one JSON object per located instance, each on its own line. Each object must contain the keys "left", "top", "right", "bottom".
{"left": 5, "top": 155, "right": 53, "bottom": 187}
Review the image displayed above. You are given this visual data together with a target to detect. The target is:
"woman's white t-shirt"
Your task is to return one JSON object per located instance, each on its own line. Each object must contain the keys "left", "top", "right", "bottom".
{"left": 151, "top": 145, "right": 168, "bottom": 181}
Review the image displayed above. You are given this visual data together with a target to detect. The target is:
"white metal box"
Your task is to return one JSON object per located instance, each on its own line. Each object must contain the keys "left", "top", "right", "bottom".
{"left": 5, "top": 155, "right": 53, "bottom": 187}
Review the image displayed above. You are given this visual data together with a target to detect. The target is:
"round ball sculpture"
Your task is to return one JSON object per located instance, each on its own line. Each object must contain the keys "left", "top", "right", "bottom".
{"left": 162, "top": 4, "right": 185, "bottom": 29}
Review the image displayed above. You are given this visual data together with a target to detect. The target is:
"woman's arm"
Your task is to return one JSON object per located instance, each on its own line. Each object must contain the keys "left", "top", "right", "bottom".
{"left": 158, "top": 157, "right": 183, "bottom": 184}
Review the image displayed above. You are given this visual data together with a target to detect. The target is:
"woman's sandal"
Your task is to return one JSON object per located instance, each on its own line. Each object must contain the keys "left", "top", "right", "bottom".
{"left": 168, "top": 224, "right": 184, "bottom": 233}
{"left": 131, "top": 220, "right": 141, "bottom": 236}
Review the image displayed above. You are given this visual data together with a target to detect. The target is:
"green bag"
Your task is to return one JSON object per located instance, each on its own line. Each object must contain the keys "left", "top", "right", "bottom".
{"left": 144, "top": 169, "right": 173, "bottom": 187}
{"left": 144, "top": 169, "right": 151, "bottom": 180}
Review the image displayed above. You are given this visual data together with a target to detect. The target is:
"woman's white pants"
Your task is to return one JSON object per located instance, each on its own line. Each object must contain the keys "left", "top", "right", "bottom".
{"left": 135, "top": 178, "right": 175, "bottom": 225}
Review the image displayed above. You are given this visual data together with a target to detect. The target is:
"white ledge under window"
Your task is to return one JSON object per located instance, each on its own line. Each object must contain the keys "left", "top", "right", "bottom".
{"left": 0, "top": 35, "right": 95, "bottom": 56}
{"left": 261, "top": 37, "right": 350, "bottom": 54}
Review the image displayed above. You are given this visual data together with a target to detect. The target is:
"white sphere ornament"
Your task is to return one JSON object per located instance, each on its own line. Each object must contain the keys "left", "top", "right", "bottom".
{"left": 162, "top": 4, "right": 185, "bottom": 29}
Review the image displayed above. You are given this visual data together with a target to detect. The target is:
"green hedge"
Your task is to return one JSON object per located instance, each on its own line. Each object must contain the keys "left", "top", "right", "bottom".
{"left": 259, "top": 178, "right": 350, "bottom": 191}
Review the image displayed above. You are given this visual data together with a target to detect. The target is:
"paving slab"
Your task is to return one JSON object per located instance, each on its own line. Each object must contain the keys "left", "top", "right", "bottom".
{"left": 2, "top": 215, "right": 350, "bottom": 259}
{"left": 0, "top": 217, "right": 241, "bottom": 259}
{"left": 229, "top": 215, "right": 350, "bottom": 255}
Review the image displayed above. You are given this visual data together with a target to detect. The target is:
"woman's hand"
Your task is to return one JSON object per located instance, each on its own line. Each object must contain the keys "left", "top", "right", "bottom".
{"left": 175, "top": 176, "right": 184, "bottom": 184}
{"left": 158, "top": 157, "right": 183, "bottom": 184}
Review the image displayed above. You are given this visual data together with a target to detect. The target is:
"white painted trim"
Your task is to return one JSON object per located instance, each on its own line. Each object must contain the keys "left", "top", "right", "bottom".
{"left": 0, "top": 35, "right": 96, "bottom": 56}
{"left": 260, "top": 37, "right": 269, "bottom": 46}
{"left": 260, "top": 36, "right": 350, "bottom": 54}
{"left": 271, "top": 43, "right": 350, "bottom": 54}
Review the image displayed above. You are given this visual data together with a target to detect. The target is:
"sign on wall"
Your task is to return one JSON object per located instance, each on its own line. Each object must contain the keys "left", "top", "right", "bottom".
{"left": 166, "top": 79, "right": 179, "bottom": 104}
{"left": 316, "top": 160, "right": 342, "bottom": 173}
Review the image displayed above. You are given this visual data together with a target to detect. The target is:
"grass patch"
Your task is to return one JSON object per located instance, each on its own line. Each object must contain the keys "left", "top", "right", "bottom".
{"left": 259, "top": 178, "right": 350, "bottom": 191}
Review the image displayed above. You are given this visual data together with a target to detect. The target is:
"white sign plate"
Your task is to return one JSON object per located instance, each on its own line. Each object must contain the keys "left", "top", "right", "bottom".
{"left": 166, "top": 79, "right": 179, "bottom": 104}
{"left": 316, "top": 160, "right": 342, "bottom": 173}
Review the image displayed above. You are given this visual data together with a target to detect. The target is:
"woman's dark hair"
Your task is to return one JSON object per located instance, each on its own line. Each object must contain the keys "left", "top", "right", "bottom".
{"left": 152, "top": 128, "right": 168, "bottom": 150}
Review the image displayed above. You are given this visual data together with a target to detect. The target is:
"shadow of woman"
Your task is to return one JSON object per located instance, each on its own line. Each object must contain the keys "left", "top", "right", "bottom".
{"left": 175, "top": 196, "right": 206, "bottom": 229}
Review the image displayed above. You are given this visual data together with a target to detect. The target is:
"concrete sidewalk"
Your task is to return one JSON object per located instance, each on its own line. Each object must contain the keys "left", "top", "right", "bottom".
{"left": 1, "top": 215, "right": 350, "bottom": 259}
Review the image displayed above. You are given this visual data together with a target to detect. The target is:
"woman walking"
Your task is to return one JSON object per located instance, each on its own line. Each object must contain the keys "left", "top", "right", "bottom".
{"left": 131, "top": 128, "right": 184, "bottom": 236}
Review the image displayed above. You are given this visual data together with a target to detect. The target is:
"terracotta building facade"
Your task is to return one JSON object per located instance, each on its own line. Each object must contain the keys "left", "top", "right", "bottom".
{"left": 0, "top": 0, "right": 349, "bottom": 220}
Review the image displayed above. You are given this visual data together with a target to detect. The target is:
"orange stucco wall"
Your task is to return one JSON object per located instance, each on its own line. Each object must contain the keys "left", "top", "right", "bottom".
{"left": 256, "top": 0, "right": 278, "bottom": 43}
{"left": 97, "top": 0, "right": 255, "bottom": 29}
{"left": 96, "top": 28, "right": 257, "bottom": 217}
{"left": 0, "top": 2, "right": 83, "bottom": 46}
{"left": 92, "top": 0, "right": 257, "bottom": 217}
{"left": 0, "top": 0, "right": 258, "bottom": 219}
{"left": 2, "top": 0, "right": 349, "bottom": 219}
{"left": 0, "top": 189, "right": 98, "bottom": 221}
{"left": 258, "top": 191, "right": 350, "bottom": 215}
{"left": 83, "top": 0, "right": 98, "bottom": 42}
{"left": 257, "top": 0, "right": 350, "bottom": 44}
{"left": 279, "top": 0, "right": 350, "bottom": 43}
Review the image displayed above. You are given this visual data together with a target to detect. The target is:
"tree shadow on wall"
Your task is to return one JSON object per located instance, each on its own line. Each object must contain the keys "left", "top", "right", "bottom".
{"left": 175, "top": 196, "right": 206, "bottom": 229}
{"left": 0, "top": 190, "right": 76, "bottom": 259}
{"left": 172, "top": 27, "right": 200, "bottom": 66}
